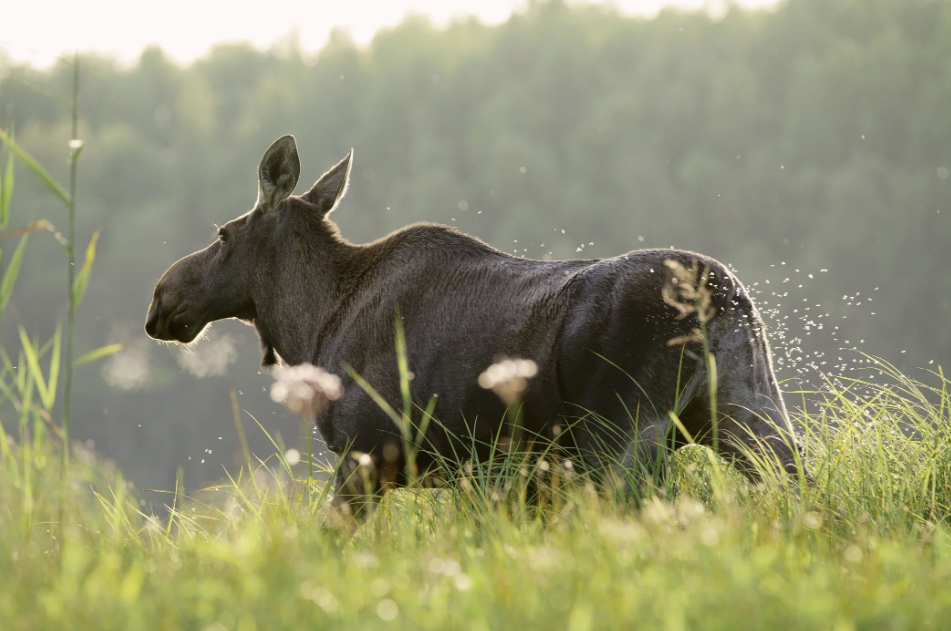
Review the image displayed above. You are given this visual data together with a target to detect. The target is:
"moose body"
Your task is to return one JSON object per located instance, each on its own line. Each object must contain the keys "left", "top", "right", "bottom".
{"left": 146, "top": 135, "right": 802, "bottom": 516}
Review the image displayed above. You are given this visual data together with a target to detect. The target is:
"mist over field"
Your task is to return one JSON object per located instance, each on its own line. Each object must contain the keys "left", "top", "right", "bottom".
{"left": 1, "top": 0, "right": 949, "bottom": 498}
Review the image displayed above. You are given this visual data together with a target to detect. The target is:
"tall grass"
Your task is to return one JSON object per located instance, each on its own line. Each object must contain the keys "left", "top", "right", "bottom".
{"left": 0, "top": 53, "right": 118, "bottom": 544}
{"left": 62, "top": 52, "right": 83, "bottom": 527}
{"left": 1, "top": 356, "right": 949, "bottom": 629}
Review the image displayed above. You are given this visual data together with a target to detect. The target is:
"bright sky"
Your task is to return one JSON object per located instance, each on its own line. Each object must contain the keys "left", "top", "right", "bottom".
{"left": 2, "top": 0, "right": 779, "bottom": 68}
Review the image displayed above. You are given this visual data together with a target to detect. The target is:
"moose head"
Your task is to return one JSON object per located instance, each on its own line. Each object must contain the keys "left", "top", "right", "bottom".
{"left": 145, "top": 135, "right": 352, "bottom": 365}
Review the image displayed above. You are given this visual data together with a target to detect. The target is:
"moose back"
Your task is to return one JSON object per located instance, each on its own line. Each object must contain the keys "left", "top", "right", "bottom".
{"left": 146, "top": 135, "right": 802, "bottom": 513}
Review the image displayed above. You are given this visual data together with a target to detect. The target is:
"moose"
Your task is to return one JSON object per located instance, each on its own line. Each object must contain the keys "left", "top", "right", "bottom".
{"left": 146, "top": 135, "right": 805, "bottom": 518}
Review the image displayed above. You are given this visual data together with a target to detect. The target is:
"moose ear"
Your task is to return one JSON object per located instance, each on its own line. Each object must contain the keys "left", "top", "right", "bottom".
{"left": 257, "top": 135, "right": 301, "bottom": 210}
{"left": 301, "top": 149, "right": 353, "bottom": 215}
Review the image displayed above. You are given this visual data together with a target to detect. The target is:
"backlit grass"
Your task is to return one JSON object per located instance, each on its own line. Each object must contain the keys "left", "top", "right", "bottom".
{"left": 1, "top": 360, "right": 950, "bottom": 630}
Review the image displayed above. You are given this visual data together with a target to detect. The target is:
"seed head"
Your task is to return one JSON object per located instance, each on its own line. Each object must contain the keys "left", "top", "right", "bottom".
{"left": 478, "top": 358, "right": 538, "bottom": 404}
{"left": 663, "top": 259, "right": 717, "bottom": 346}
{"left": 662, "top": 259, "right": 715, "bottom": 324}
{"left": 270, "top": 363, "right": 343, "bottom": 418}
{"left": 284, "top": 448, "right": 301, "bottom": 466}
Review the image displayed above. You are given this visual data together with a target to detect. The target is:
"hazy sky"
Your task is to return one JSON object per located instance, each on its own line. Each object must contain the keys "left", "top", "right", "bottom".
{"left": 3, "top": 0, "right": 778, "bottom": 68}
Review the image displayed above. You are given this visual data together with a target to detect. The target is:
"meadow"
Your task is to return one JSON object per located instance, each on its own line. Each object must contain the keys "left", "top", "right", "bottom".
{"left": 3, "top": 3, "right": 951, "bottom": 627}
{"left": 2, "top": 354, "right": 950, "bottom": 630}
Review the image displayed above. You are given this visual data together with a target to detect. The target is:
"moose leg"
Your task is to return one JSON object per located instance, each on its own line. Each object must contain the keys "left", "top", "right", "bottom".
{"left": 616, "top": 419, "right": 675, "bottom": 489}
{"left": 566, "top": 405, "right": 673, "bottom": 496}
{"left": 328, "top": 442, "right": 406, "bottom": 530}
{"left": 329, "top": 452, "right": 384, "bottom": 530}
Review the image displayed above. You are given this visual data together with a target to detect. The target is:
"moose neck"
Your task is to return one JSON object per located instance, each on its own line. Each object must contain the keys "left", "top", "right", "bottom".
{"left": 252, "top": 223, "right": 360, "bottom": 368}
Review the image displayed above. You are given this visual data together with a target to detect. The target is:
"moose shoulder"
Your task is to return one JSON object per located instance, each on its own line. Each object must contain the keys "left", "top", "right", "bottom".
{"left": 146, "top": 135, "right": 804, "bottom": 516}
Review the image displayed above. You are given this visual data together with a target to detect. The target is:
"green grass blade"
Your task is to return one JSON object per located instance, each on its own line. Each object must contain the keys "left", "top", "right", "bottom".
{"left": 342, "top": 362, "right": 402, "bottom": 426}
{"left": 394, "top": 310, "right": 412, "bottom": 430}
{"left": 0, "top": 151, "right": 12, "bottom": 230}
{"left": 46, "top": 325, "right": 61, "bottom": 409}
{"left": 0, "top": 220, "right": 63, "bottom": 242}
{"left": 0, "top": 425, "right": 15, "bottom": 477}
{"left": 247, "top": 412, "right": 295, "bottom": 479}
{"left": 15, "top": 349, "right": 24, "bottom": 394}
{"left": 0, "top": 234, "right": 28, "bottom": 310}
{"left": 74, "top": 343, "right": 123, "bottom": 366}
{"left": 71, "top": 229, "right": 100, "bottom": 307}
{"left": 0, "top": 128, "right": 71, "bottom": 207}
{"left": 18, "top": 327, "right": 52, "bottom": 411}
{"left": 668, "top": 410, "right": 696, "bottom": 444}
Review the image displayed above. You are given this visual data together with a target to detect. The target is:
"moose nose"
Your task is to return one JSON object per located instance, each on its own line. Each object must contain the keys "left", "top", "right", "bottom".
{"left": 145, "top": 293, "right": 163, "bottom": 338}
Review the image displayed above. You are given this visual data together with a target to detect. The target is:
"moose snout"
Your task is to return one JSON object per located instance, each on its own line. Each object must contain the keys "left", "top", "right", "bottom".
{"left": 145, "top": 279, "right": 206, "bottom": 344}
{"left": 145, "top": 286, "right": 165, "bottom": 339}
{"left": 145, "top": 297, "right": 161, "bottom": 338}
{"left": 145, "top": 283, "right": 184, "bottom": 341}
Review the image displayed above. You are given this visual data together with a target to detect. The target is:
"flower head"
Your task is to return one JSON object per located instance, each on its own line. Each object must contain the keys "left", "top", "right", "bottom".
{"left": 270, "top": 363, "right": 343, "bottom": 418}
{"left": 478, "top": 358, "right": 538, "bottom": 404}
{"left": 662, "top": 259, "right": 717, "bottom": 346}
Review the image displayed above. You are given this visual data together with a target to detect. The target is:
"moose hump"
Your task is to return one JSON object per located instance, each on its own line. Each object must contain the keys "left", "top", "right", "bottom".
{"left": 146, "top": 134, "right": 805, "bottom": 521}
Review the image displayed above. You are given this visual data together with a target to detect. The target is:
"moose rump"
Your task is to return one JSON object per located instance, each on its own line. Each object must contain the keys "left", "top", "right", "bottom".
{"left": 146, "top": 134, "right": 804, "bottom": 520}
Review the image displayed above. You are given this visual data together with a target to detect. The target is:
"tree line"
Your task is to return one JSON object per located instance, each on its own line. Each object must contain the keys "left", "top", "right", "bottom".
{"left": 0, "top": 0, "right": 948, "bottom": 492}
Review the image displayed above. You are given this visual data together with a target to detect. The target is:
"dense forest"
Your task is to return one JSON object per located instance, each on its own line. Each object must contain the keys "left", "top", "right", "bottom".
{"left": 0, "top": 0, "right": 948, "bottom": 494}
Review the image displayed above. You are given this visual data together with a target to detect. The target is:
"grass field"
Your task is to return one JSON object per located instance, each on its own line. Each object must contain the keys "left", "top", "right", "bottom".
{"left": 1, "top": 359, "right": 950, "bottom": 631}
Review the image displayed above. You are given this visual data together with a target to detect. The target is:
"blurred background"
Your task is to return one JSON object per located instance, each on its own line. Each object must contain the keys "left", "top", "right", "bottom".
{"left": 0, "top": 0, "right": 948, "bottom": 501}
